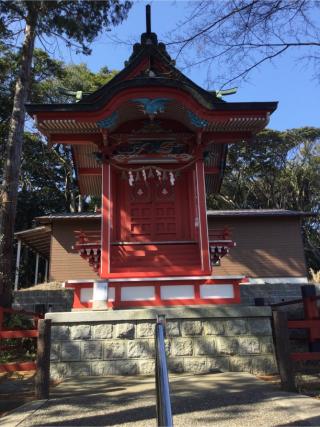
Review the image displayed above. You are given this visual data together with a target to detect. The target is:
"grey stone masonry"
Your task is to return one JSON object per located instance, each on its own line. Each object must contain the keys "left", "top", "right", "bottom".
{"left": 13, "top": 287, "right": 74, "bottom": 313}
{"left": 47, "top": 306, "right": 277, "bottom": 379}
{"left": 240, "top": 283, "right": 320, "bottom": 306}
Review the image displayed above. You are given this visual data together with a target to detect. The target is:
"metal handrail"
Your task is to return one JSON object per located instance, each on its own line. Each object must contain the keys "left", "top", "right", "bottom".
{"left": 155, "top": 315, "right": 173, "bottom": 427}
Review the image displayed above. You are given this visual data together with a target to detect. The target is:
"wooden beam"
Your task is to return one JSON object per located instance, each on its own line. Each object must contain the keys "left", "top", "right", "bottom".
{"left": 109, "top": 132, "right": 193, "bottom": 141}
{"left": 272, "top": 310, "right": 296, "bottom": 392}
{"left": 34, "top": 253, "right": 39, "bottom": 285}
{"left": 101, "top": 162, "right": 112, "bottom": 277}
{"left": 21, "top": 236, "right": 50, "bottom": 245}
{"left": 202, "top": 131, "right": 252, "bottom": 144}
{"left": 204, "top": 166, "right": 220, "bottom": 175}
{"left": 14, "top": 239, "right": 22, "bottom": 291}
{"left": 0, "top": 362, "right": 36, "bottom": 373}
{"left": 35, "top": 319, "right": 51, "bottom": 399}
{"left": 288, "top": 320, "right": 320, "bottom": 329}
{"left": 0, "top": 330, "right": 38, "bottom": 338}
{"left": 78, "top": 167, "right": 102, "bottom": 176}
{"left": 45, "top": 259, "right": 49, "bottom": 283}
{"left": 50, "top": 133, "right": 102, "bottom": 144}
{"left": 291, "top": 352, "right": 320, "bottom": 361}
{"left": 0, "top": 308, "right": 3, "bottom": 331}
{"left": 195, "top": 159, "right": 211, "bottom": 274}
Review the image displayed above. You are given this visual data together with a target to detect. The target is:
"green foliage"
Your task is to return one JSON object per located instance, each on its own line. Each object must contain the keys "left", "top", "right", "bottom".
{"left": 0, "top": 0, "right": 131, "bottom": 305}
{"left": 0, "top": 1, "right": 132, "bottom": 54}
{"left": 0, "top": 46, "right": 19, "bottom": 140}
{"left": 0, "top": 46, "right": 117, "bottom": 286}
{"left": 208, "top": 127, "right": 320, "bottom": 271}
{"left": 35, "top": 62, "right": 117, "bottom": 103}
{"left": 4, "top": 313, "right": 33, "bottom": 330}
{"left": 0, "top": 313, "right": 36, "bottom": 363}
{"left": 0, "top": 49, "right": 65, "bottom": 172}
{"left": 0, "top": 343, "right": 35, "bottom": 364}
{"left": 28, "top": 61, "right": 118, "bottom": 216}
{"left": 0, "top": 51, "right": 117, "bottom": 228}
{"left": 0, "top": 51, "right": 79, "bottom": 236}
{"left": 16, "top": 133, "right": 67, "bottom": 231}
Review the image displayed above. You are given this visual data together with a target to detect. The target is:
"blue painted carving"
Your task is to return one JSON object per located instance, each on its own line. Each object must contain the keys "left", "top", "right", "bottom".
{"left": 114, "top": 140, "right": 189, "bottom": 156}
{"left": 97, "top": 112, "right": 118, "bottom": 129}
{"left": 131, "top": 98, "right": 171, "bottom": 116}
{"left": 187, "top": 111, "right": 208, "bottom": 128}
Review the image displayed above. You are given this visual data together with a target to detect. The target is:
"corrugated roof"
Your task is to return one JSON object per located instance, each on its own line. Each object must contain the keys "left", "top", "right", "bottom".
{"left": 14, "top": 226, "right": 52, "bottom": 258}
{"left": 36, "top": 212, "right": 101, "bottom": 223}
{"left": 207, "top": 209, "right": 315, "bottom": 217}
{"left": 34, "top": 209, "right": 314, "bottom": 224}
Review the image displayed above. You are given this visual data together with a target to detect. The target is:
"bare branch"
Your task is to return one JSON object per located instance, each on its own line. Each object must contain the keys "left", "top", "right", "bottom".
{"left": 169, "top": 0, "right": 260, "bottom": 60}
{"left": 167, "top": 0, "right": 320, "bottom": 85}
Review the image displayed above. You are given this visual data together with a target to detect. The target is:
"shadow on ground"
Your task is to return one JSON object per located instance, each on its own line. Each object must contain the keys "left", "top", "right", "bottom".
{"left": 0, "top": 372, "right": 36, "bottom": 416}
{"left": 6, "top": 373, "right": 320, "bottom": 427}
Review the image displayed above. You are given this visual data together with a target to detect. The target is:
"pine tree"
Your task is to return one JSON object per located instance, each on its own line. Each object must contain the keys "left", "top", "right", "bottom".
{"left": 0, "top": 1, "right": 131, "bottom": 306}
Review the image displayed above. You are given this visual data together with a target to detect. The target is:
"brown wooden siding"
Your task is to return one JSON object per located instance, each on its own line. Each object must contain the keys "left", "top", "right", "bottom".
{"left": 208, "top": 217, "right": 307, "bottom": 278}
{"left": 50, "top": 219, "right": 100, "bottom": 282}
{"left": 49, "top": 216, "right": 307, "bottom": 281}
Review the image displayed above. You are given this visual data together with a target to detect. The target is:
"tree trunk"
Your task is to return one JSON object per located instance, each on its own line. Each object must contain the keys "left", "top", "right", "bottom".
{"left": 0, "top": 11, "right": 38, "bottom": 307}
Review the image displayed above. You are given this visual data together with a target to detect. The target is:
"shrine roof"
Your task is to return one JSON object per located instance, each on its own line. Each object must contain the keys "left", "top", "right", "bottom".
{"left": 26, "top": 89, "right": 277, "bottom": 115}
{"left": 207, "top": 209, "right": 315, "bottom": 217}
{"left": 26, "top": 14, "right": 277, "bottom": 116}
{"left": 33, "top": 209, "right": 313, "bottom": 225}
{"left": 36, "top": 212, "right": 101, "bottom": 224}
{"left": 26, "top": 76, "right": 277, "bottom": 115}
{"left": 24, "top": 6, "right": 278, "bottom": 199}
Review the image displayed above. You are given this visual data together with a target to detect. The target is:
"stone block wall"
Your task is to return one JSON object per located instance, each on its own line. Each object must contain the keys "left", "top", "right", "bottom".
{"left": 240, "top": 283, "right": 320, "bottom": 306}
{"left": 47, "top": 307, "right": 277, "bottom": 380}
{"left": 13, "top": 286, "right": 74, "bottom": 313}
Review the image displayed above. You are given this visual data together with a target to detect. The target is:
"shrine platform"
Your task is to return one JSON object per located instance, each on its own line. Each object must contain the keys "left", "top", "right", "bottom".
{"left": 45, "top": 306, "right": 276, "bottom": 379}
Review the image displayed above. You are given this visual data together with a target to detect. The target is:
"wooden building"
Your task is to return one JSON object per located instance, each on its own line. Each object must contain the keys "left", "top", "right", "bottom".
{"left": 15, "top": 9, "right": 309, "bottom": 310}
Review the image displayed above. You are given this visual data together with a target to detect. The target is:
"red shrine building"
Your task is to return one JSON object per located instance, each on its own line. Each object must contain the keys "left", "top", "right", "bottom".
{"left": 17, "top": 10, "right": 309, "bottom": 310}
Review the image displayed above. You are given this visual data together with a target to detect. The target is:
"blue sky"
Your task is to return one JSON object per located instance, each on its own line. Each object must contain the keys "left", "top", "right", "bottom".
{"left": 54, "top": 1, "right": 320, "bottom": 131}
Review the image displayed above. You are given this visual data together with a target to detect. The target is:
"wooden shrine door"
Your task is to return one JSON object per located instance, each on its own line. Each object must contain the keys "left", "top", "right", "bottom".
{"left": 117, "top": 171, "right": 192, "bottom": 243}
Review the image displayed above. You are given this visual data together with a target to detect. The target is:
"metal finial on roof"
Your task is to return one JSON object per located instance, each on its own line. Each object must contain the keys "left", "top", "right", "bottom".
{"left": 146, "top": 4, "right": 151, "bottom": 34}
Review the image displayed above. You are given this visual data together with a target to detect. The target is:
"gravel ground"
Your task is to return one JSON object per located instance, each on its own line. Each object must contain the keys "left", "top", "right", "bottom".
{"left": 0, "top": 371, "right": 36, "bottom": 416}
{"left": 4, "top": 373, "right": 320, "bottom": 426}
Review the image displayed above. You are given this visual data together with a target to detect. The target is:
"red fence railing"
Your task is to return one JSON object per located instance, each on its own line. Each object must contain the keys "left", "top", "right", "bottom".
{"left": 272, "top": 285, "right": 320, "bottom": 361}
{"left": 0, "top": 306, "right": 43, "bottom": 372}
{"left": 272, "top": 284, "right": 320, "bottom": 391}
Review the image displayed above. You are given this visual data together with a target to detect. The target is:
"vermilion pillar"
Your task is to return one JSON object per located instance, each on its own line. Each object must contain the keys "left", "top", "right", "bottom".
{"left": 195, "top": 158, "right": 211, "bottom": 274}
{"left": 101, "top": 161, "right": 112, "bottom": 278}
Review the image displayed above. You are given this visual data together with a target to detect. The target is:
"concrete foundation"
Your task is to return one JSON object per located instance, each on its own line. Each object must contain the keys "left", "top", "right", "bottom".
{"left": 46, "top": 306, "right": 277, "bottom": 379}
